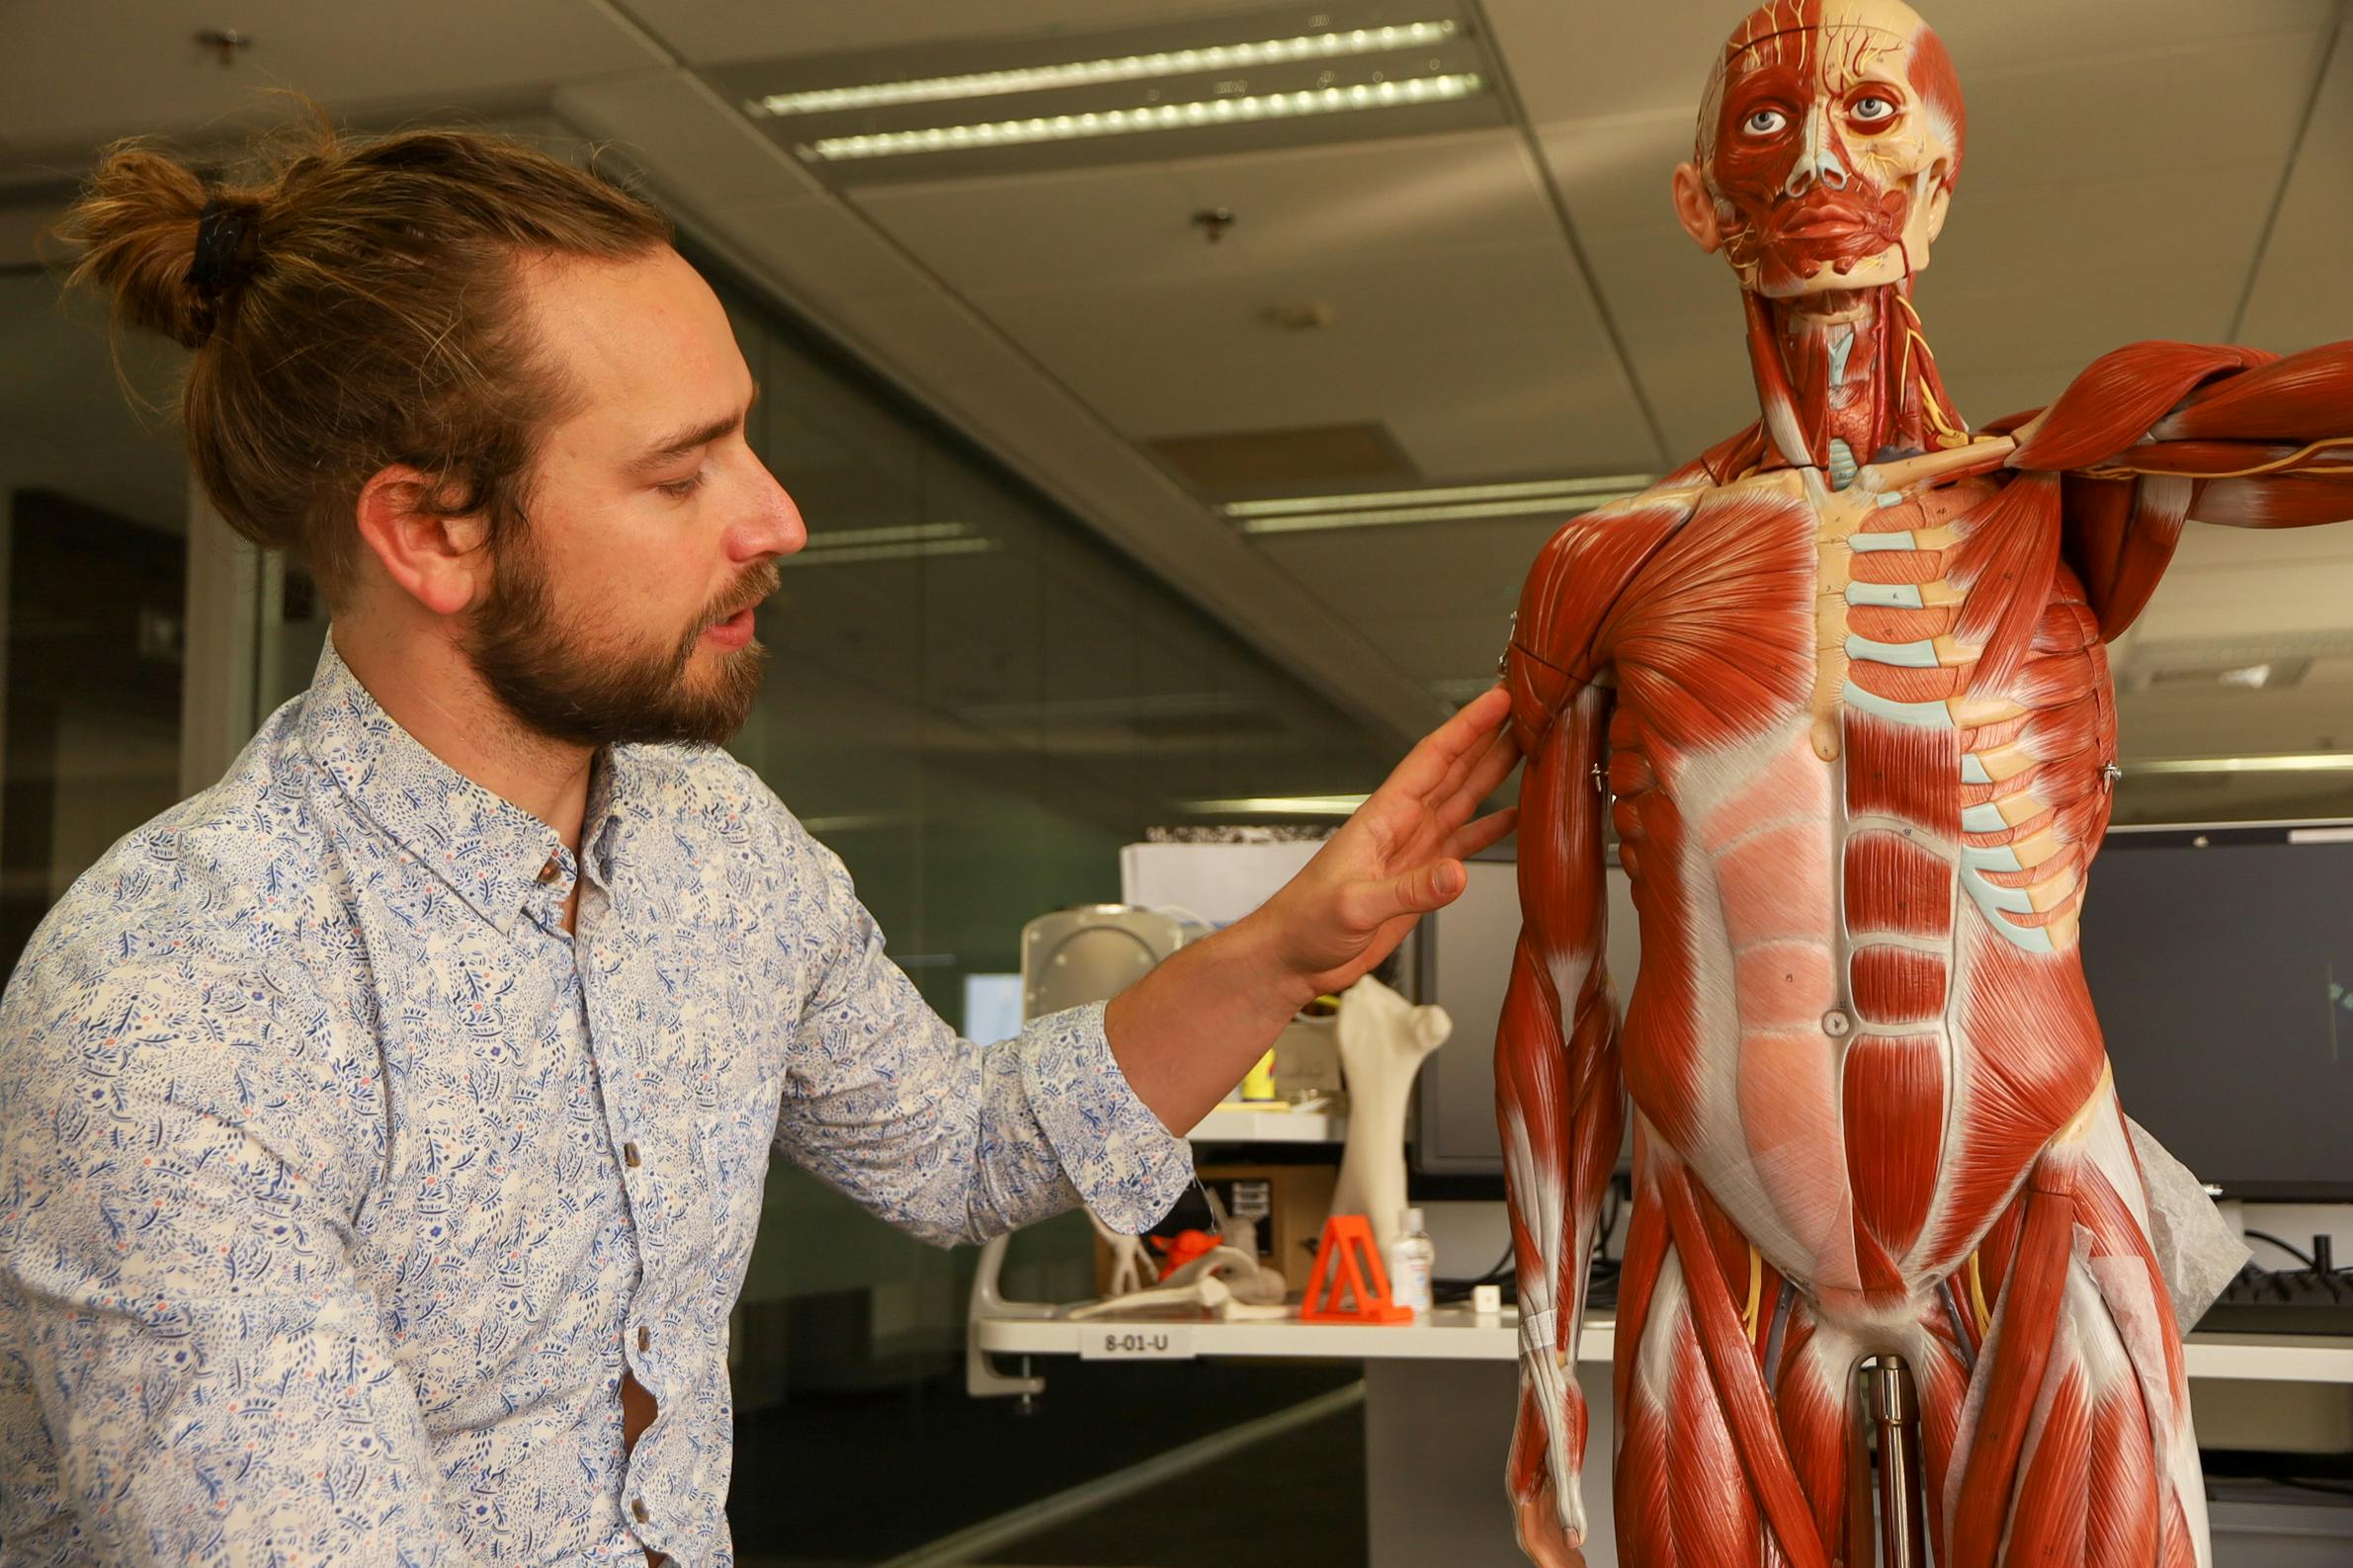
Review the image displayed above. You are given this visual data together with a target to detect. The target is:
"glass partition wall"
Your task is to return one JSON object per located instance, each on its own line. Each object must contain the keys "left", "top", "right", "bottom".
{"left": 0, "top": 263, "right": 192, "bottom": 979}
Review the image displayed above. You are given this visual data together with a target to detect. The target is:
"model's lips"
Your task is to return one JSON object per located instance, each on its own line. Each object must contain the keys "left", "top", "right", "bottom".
{"left": 1760, "top": 188, "right": 1906, "bottom": 249}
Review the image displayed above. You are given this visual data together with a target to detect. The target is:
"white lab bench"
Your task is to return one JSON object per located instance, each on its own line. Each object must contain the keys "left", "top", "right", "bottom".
{"left": 975, "top": 1307, "right": 2353, "bottom": 1567}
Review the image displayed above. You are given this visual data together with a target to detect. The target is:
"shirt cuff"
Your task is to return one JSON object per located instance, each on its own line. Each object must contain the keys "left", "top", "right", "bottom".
{"left": 1019, "top": 1001, "right": 1194, "bottom": 1234}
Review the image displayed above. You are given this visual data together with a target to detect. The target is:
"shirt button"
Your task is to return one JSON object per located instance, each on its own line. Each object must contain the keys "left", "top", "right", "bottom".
{"left": 637, "top": 1324, "right": 651, "bottom": 1353}
{"left": 624, "top": 1142, "right": 641, "bottom": 1168}
{"left": 537, "top": 856, "right": 560, "bottom": 884}
{"left": 631, "top": 1499, "right": 650, "bottom": 1524}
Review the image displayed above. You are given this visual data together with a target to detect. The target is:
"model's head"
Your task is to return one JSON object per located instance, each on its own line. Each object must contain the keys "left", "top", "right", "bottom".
{"left": 64, "top": 116, "right": 803, "bottom": 748}
{"left": 1673, "top": 0, "right": 1965, "bottom": 298}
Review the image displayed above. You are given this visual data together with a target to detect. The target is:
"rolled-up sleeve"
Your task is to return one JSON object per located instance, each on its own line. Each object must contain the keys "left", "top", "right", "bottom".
{"left": 774, "top": 820, "right": 1192, "bottom": 1245}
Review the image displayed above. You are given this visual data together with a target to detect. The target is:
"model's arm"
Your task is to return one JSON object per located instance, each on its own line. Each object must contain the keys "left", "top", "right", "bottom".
{"left": 1498, "top": 681, "right": 1623, "bottom": 1565}
{"left": 2001, "top": 338, "right": 2353, "bottom": 638}
{"left": 1492, "top": 499, "right": 1682, "bottom": 1564}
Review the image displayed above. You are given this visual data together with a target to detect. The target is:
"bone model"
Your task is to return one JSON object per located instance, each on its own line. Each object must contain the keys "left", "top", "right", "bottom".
{"left": 1328, "top": 975, "right": 1453, "bottom": 1261}
{"left": 1493, "top": 5, "right": 2353, "bottom": 1566}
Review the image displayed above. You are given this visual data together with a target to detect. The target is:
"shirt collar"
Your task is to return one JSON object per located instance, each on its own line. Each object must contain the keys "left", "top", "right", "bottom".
{"left": 298, "top": 637, "right": 596, "bottom": 935}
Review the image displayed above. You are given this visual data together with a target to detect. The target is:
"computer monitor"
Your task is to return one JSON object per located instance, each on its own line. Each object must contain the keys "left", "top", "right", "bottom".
{"left": 1413, "top": 854, "right": 1639, "bottom": 1178}
{"left": 1412, "top": 823, "right": 2353, "bottom": 1202}
{"left": 2079, "top": 822, "right": 2353, "bottom": 1201}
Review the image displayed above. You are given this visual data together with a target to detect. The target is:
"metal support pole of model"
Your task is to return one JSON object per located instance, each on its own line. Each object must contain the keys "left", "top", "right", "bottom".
{"left": 1494, "top": 5, "right": 2353, "bottom": 1566}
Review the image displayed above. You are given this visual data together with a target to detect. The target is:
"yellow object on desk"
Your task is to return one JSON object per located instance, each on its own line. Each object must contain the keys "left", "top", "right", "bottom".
{"left": 1239, "top": 1048, "right": 1278, "bottom": 1102}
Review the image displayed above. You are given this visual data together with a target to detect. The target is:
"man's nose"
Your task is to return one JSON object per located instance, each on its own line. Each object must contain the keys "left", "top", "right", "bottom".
{"left": 1784, "top": 104, "right": 1851, "bottom": 198}
{"left": 734, "top": 463, "right": 807, "bottom": 562}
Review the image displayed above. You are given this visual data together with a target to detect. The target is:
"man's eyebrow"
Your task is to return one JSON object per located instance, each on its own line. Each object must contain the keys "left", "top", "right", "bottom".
{"left": 624, "top": 381, "right": 761, "bottom": 475}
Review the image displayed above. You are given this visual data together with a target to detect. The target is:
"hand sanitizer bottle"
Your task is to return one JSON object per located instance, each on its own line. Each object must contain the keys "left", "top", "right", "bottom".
{"left": 1388, "top": 1207, "right": 1435, "bottom": 1318}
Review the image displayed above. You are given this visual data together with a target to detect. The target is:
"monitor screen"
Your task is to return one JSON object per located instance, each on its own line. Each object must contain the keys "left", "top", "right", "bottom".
{"left": 2079, "top": 823, "right": 2353, "bottom": 1200}
{"left": 1414, "top": 856, "right": 1639, "bottom": 1178}
{"left": 1413, "top": 825, "right": 2353, "bottom": 1201}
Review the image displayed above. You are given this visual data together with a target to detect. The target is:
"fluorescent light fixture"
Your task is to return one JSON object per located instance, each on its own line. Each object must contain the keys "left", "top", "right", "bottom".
{"left": 2128, "top": 754, "right": 2353, "bottom": 776}
{"left": 785, "top": 520, "right": 999, "bottom": 566}
{"left": 1222, "top": 474, "right": 1652, "bottom": 535}
{"left": 1237, "top": 492, "right": 1646, "bottom": 534}
{"left": 1182, "top": 793, "right": 1370, "bottom": 816}
{"left": 1225, "top": 475, "right": 1652, "bottom": 518}
{"left": 804, "top": 73, "right": 1486, "bottom": 162}
{"left": 753, "top": 21, "right": 1461, "bottom": 117}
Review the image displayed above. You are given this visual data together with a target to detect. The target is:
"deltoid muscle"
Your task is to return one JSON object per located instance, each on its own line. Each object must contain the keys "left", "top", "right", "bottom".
{"left": 1495, "top": 4, "right": 2353, "bottom": 1565}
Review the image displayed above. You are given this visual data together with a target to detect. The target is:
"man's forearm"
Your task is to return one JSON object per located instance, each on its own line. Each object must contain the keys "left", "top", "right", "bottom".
{"left": 1102, "top": 915, "right": 1319, "bottom": 1134}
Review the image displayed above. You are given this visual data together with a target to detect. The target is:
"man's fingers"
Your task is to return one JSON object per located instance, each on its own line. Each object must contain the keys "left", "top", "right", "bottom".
{"left": 1432, "top": 726, "right": 1522, "bottom": 835}
{"left": 1463, "top": 726, "right": 1522, "bottom": 805}
{"left": 1379, "top": 687, "right": 1511, "bottom": 808}
{"left": 1446, "top": 805, "right": 1519, "bottom": 863}
{"left": 1373, "top": 858, "right": 1468, "bottom": 924}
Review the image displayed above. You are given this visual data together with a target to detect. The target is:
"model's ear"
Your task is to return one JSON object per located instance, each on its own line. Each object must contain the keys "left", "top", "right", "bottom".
{"left": 1672, "top": 162, "right": 1723, "bottom": 252}
{"left": 1923, "top": 172, "right": 1953, "bottom": 245}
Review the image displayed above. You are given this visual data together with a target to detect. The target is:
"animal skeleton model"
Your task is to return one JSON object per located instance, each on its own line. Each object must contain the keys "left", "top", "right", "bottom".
{"left": 1494, "top": 4, "right": 2353, "bottom": 1566}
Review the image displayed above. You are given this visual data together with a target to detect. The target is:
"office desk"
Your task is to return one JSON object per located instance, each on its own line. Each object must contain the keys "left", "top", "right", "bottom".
{"left": 976, "top": 1308, "right": 2353, "bottom": 1567}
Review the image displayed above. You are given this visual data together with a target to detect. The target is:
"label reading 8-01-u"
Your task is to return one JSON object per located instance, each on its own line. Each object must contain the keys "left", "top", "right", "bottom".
{"left": 1079, "top": 1325, "right": 1197, "bottom": 1361}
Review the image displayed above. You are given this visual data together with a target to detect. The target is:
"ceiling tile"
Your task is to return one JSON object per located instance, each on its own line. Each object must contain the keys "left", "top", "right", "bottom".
{"left": 554, "top": 69, "right": 824, "bottom": 206}
{"left": 960, "top": 241, "right": 1659, "bottom": 477}
{"left": 0, "top": 0, "right": 665, "bottom": 158}
{"left": 621, "top": 0, "right": 1286, "bottom": 68}
{"left": 2238, "top": 28, "right": 2353, "bottom": 352}
{"left": 851, "top": 128, "right": 1567, "bottom": 293}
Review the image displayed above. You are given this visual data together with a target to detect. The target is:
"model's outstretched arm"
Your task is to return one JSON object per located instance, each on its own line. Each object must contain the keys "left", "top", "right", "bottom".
{"left": 1994, "top": 338, "right": 2353, "bottom": 638}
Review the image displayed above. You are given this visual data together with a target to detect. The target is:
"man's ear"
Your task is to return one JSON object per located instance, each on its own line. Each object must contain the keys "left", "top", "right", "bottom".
{"left": 1672, "top": 162, "right": 1723, "bottom": 253}
{"left": 354, "top": 465, "right": 493, "bottom": 619}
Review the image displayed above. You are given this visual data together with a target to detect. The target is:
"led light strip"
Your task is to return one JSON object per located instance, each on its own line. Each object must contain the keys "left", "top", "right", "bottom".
{"left": 2129, "top": 754, "right": 2353, "bottom": 775}
{"left": 805, "top": 73, "right": 1486, "bottom": 161}
{"left": 1235, "top": 489, "right": 1645, "bottom": 535}
{"left": 754, "top": 21, "right": 1461, "bottom": 117}
{"left": 1182, "top": 793, "right": 1371, "bottom": 816}
{"left": 1225, "top": 474, "right": 1653, "bottom": 518}
{"left": 783, "top": 536, "right": 998, "bottom": 566}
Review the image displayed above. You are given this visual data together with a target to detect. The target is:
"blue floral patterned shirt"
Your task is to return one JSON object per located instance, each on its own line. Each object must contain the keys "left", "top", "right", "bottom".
{"left": 0, "top": 642, "right": 1192, "bottom": 1567}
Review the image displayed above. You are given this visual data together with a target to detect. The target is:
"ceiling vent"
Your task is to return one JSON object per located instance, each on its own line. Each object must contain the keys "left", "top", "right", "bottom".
{"left": 1148, "top": 421, "right": 1418, "bottom": 496}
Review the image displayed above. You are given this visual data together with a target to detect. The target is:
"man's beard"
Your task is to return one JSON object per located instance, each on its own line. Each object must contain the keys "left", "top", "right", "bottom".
{"left": 463, "top": 528, "right": 779, "bottom": 750}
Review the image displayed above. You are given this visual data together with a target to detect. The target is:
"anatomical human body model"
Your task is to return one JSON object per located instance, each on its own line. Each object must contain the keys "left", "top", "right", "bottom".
{"left": 1494, "top": 5, "right": 2353, "bottom": 1567}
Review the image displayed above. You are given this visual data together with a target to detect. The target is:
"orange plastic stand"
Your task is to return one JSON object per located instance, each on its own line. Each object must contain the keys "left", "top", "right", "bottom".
{"left": 1301, "top": 1214, "right": 1414, "bottom": 1324}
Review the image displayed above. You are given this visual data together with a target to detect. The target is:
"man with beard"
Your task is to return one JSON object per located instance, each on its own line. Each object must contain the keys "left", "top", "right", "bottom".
{"left": 0, "top": 124, "right": 1517, "bottom": 1568}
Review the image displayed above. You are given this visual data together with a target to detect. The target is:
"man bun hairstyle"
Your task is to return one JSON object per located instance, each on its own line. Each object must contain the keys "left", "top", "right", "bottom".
{"left": 61, "top": 113, "right": 672, "bottom": 605}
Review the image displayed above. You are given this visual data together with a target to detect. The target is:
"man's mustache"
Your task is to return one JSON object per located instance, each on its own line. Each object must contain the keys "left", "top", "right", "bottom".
{"left": 705, "top": 563, "right": 781, "bottom": 629}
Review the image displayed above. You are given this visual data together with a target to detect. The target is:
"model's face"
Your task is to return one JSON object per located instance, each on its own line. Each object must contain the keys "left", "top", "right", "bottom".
{"left": 472, "top": 247, "right": 804, "bottom": 748}
{"left": 1683, "top": 0, "right": 1963, "bottom": 298}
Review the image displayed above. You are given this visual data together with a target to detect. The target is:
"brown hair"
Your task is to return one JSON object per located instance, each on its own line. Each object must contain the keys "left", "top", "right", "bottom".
{"left": 60, "top": 113, "right": 672, "bottom": 604}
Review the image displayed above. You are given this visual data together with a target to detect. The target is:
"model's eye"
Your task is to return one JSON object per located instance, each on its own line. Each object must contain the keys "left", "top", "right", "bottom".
{"left": 1743, "top": 108, "right": 1789, "bottom": 135}
{"left": 656, "top": 470, "right": 707, "bottom": 499}
{"left": 1849, "top": 93, "right": 1898, "bottom": 125}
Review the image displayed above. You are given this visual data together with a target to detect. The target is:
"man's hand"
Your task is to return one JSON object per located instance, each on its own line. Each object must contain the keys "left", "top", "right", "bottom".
{"left": 1103, "top": 688, "right": 1518, "bottom": 1134}
{"left": 1245, "top": 684, "right": 1520, "bottom": 1001}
